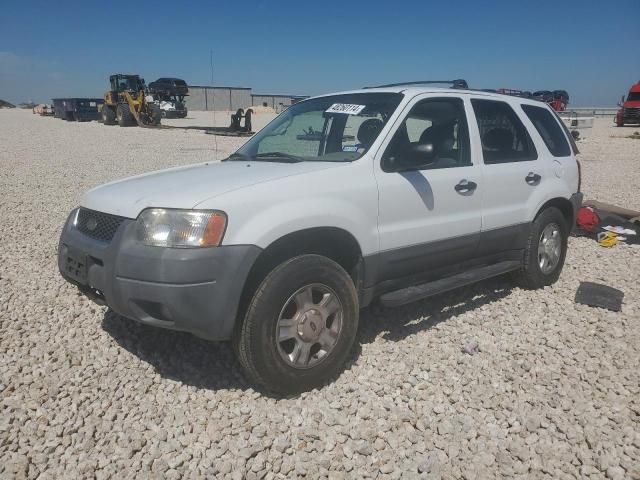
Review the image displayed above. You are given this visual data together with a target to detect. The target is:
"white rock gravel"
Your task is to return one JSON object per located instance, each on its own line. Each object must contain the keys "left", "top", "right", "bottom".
{"left": 1, "top": 111, "right": 639, "bottom": 479}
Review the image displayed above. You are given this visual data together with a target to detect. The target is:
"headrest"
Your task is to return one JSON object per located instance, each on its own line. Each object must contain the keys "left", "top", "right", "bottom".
{"left": 419, "top": 123, "right": 455, "bottom": 153}
{"left": 419, "top": 123, "right": 453, "bottom": 144}
{"left": 483, "top": 128, "right": 513, "bottom": 150}
{"left": 357, "top": 118, "right": 383, "bottom": 147}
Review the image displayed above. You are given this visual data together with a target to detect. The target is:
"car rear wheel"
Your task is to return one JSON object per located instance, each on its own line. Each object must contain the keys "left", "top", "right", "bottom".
{"left": 234, "top": 254, "right": 359, "bottom": 394}
{"left": 513, "top": 207, "right": 568, "bottom": 289}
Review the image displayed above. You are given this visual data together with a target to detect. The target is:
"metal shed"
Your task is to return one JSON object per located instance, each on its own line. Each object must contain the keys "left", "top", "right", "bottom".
{"left": 185, "top": 86, "right": 252, "bottom": 111}
{"left": 252, "top": 94, "right": 308, "bottom": 110}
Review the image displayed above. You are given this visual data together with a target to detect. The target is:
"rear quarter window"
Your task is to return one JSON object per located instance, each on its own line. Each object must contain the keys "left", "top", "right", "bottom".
{"left": 521, "top": 104, "right": 571, "bottom": 157}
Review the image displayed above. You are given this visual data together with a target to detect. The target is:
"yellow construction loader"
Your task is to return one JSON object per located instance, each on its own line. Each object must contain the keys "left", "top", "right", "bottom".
{"left": 101, "top": 74, "right": 161, "bottom": 127}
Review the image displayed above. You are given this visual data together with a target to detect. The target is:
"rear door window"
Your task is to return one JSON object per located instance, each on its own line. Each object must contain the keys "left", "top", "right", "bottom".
{"left": 471, "top": 99, "right": 537, "bottom": 164}
{"left": 521, "top": 104, "right": 571, "bottom": 157}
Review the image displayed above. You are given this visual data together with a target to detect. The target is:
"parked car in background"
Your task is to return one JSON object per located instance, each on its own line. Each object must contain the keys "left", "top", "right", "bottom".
{"left": 497, "top": 88, "right": 532, "bottom": 98}
{"left": 533, "top": 90, "right": 554, "bottom": 103}
{"left": 615, "top": 81, "right": 640, "bottom": 126}
{"left": 148, "top": 78, "right": 189, "bottom": 118}
{"left": 58, "top": 85, "right": 582, "bottom": 393}
{"left": 147, "top": 78, "right": 189, "bottom": 97}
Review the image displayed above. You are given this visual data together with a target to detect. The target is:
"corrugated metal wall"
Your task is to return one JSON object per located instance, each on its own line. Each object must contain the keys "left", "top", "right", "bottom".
{"left": 251, "top": 95, "right": 294, "bottom": 109}
{"left": 185, "top": 86, "right": 299, "bottom": 111}
{"left": 187, "top": 88, "right": 207, "bottom": 110}
{"left": 185, "top": 87, "right": 252, "bottom": 111}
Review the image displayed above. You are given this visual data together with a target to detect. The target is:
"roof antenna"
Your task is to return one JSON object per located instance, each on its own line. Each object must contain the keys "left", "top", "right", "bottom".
{"left": 210, "top": 49, "right": 218, "bottom": 161}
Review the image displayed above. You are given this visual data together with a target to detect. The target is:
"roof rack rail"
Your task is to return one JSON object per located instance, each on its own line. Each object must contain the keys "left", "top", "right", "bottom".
{"left": 365, "top": 79, "right": 468, "bottom": 89}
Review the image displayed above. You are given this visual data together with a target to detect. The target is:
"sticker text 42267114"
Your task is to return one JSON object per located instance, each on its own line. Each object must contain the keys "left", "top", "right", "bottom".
{"left": 326, "top": 103, "right": 366, "bottom": 115}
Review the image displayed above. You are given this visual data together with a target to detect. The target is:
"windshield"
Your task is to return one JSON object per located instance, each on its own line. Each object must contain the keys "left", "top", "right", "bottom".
{"left": 113, "top": 76, "right": 143, "bottom": 92}
{"left": 627, "top": 92, "right": 640, "bottom": 102}
{"left": 233, "top": 93, "right": 403, "bottom": 162}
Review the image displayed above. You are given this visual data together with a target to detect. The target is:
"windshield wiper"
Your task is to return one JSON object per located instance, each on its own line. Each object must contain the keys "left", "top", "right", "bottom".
{"left": 222, "top": 152, "right": 250, "bottom": 161}
{"left": 253, "top": 152, "right": 303, "bottom": 163}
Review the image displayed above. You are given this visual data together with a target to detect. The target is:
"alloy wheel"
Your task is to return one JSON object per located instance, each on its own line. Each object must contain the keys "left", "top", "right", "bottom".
{"left": 276, "top": 283, "right": 343, "bottom": 369}
{"left": 538, "top": 223, "right": 562, "bottom": 274}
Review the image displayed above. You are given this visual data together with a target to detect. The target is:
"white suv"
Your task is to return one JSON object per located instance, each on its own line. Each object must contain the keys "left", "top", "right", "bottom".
{"left": 58, "top": 84, "right": 582, "bottom": 393}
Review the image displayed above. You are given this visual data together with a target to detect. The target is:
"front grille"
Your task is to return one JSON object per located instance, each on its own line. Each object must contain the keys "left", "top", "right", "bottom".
{"left": 75, "top": 208, "right": 126, "bottom": 243}
{"left": 624, "top": 107, "right": 640, "bottom": 118}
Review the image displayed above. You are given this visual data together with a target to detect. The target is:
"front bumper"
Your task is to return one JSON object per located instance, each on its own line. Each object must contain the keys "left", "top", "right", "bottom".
{"left": 58, "top": 210, "right": 261, "bottom": 340}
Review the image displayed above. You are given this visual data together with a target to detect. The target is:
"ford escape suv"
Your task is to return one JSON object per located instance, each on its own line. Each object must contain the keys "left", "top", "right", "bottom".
{"left": 58, "top": 84, "right": 582, "bottom": 394}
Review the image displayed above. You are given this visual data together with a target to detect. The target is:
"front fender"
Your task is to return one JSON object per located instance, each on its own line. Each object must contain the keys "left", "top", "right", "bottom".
{"left": 196, "top": 160, "right": 380, "bottom": 256}
{"left": 223, "top": 197, "right": 378, "bottom": 256}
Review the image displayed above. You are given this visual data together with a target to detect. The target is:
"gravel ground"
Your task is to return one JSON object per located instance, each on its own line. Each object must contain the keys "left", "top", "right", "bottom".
{"left": 1, "top": 111, "right": 639, "bottom": 479}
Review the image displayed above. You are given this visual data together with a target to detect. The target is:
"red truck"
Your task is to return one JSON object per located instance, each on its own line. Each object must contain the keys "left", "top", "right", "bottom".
{"left": 616, "top": 81, "right": 640, "bottom": 126}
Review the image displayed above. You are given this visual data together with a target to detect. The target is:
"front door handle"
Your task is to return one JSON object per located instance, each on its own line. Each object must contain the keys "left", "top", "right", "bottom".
{"left": 525, "top": 172, "right": 541, "bottom": 185}
{"left": 454, "top": 179, "right": 477, "bottom": 193}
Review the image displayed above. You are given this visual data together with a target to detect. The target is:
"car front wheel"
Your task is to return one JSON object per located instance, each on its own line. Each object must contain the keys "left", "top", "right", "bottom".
{"left": 234, "top": 254, "right": 359, "bottom": 394}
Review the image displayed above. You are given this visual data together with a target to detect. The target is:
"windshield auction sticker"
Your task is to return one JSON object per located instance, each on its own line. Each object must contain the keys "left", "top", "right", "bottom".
{"left": 326, "top": 103, "right": 366, "bottom": 115}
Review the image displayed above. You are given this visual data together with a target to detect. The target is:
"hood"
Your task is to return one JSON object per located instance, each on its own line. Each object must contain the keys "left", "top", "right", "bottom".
{"left": 81, "top": 160, "right": 341, "bottom": 219}
{"left": 623, "top": 100, "right": 640, "bottom": 108}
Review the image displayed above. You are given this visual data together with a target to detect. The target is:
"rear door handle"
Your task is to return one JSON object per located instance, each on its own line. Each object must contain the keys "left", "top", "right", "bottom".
{"left": 454, "top": 179, "right": 477, "bottom": 193}
{"left": 525, "top": 172, "right": 541, "bottom": 185}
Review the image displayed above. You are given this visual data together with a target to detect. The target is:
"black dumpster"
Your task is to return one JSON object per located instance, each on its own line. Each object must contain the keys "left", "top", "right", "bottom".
{"left": 52, "top": 98, "right": 104, "bottom": 121}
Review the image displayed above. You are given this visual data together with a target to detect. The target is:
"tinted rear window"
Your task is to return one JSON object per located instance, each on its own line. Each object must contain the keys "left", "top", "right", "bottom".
{"left": 521, "top": 104, "right": 570, "bottom": 157}
{"left": 471, "top": 99, "right": 537, "bottom": 164}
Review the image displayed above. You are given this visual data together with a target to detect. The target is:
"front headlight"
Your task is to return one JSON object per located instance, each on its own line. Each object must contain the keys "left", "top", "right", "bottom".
{"left": 136, "top": 208, "right": 227, "bottom": 247}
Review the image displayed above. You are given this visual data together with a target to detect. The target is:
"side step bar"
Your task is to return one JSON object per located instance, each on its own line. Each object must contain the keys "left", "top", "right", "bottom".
{"left": 379, "top": 260, "right": 521, "bottom": 308}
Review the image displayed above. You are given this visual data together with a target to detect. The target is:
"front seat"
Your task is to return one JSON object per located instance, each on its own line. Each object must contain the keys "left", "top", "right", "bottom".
{"left": 419, "top": 122, "right": 457, "bottom": 168}
{"left": 356, "top": 118, "right": 384, "bottom": 149}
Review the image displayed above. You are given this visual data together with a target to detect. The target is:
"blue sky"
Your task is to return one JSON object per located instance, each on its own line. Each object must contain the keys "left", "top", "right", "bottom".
{"left": 1, "top": 0, "right": 638, "bottom": 106}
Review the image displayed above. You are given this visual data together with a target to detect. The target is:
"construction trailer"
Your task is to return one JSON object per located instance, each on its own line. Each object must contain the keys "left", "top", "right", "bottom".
{"left": 52, "top": 98, "right": 104, "bottom": 121}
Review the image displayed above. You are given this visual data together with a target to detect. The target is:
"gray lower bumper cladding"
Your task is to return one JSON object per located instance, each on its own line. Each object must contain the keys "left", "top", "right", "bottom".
{"left": 58, "top": 212, "right": 261, "bottom": 340}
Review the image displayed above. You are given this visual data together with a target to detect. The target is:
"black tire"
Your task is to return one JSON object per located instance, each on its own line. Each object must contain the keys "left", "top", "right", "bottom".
{"left": 513, "top": 207, "right": 568, "bottom": 289}
{"left": 149, "top": 104, "right": 161, "bottom": 125}
{"left": 234, "top": 254, "right": 359, "bottom": 394}
{"left": 102, "top": 105, "right": 116, "bottom": 125}
{"left": 116, "top": 103, "right": 134, "bottom": 127}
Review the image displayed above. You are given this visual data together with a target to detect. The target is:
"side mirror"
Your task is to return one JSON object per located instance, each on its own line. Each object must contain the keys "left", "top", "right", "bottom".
{"left": 618, "top": 95, "right": 625, "bottom": 107}
{"left": 387, "top": 143, "right": 436, "bottom": 172}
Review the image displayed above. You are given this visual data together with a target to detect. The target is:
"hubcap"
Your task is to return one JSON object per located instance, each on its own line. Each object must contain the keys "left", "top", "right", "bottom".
{"left": 276, "top": 283, "right": 343, "bottom": 369}
{"left": 538, "top": 223, "right": 562, "bottom": 274}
